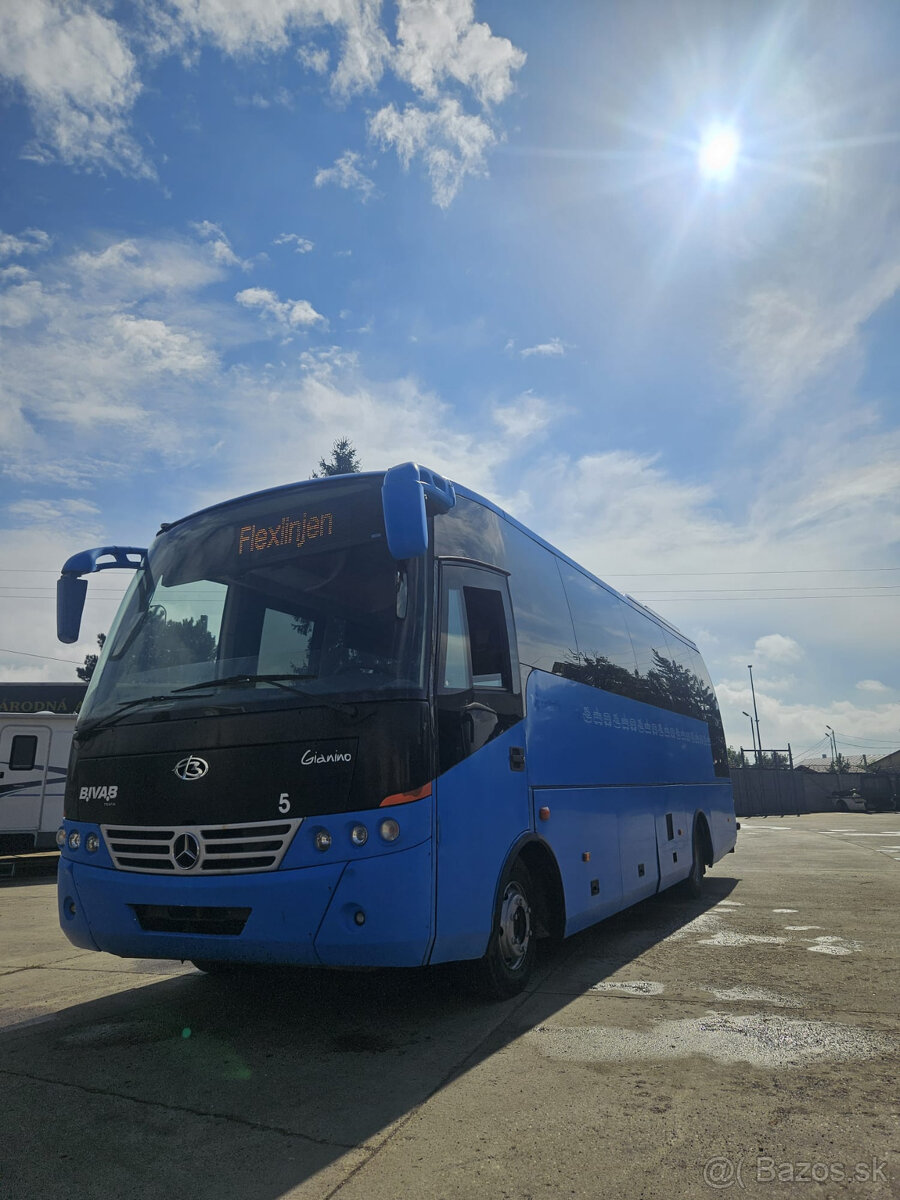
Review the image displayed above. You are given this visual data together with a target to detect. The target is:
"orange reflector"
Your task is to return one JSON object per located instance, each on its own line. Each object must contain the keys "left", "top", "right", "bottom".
{"left": 380, "top": 782, "right": 432, "bottom": 808}
{"left": 539, "top": 806, "right": 551, "bottom": 821}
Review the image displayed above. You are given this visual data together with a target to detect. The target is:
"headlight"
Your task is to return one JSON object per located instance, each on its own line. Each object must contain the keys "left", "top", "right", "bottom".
{"left": 379, "top": 819, "right": 400, "bottom": 843}
{"left": 56, "top": 827, "right": 66, "bottom": 848}
{"left": 67, "top": 830, "right": 81, "bottom": 850}
{"left": 350, "top": 824, "right": 368, "bottom": 846}
{"left": 85, "top": 833, "right": 100, "bottom": 853}
{"left": 314, "top": 829, "right": 333, "bottom": 852}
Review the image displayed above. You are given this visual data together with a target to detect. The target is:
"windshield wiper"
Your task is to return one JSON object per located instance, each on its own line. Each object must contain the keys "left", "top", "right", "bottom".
{"left": 172, "top": 673, "right": 316, "bottom": 694}
{"left": 171, "top": 674, "right": 360, "bottom": 718}
{"left": 75, "top": 695, "right": 175, "bottom": 740}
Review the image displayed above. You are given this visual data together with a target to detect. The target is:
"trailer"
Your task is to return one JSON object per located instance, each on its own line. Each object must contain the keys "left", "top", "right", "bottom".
{"left": 0, "top": 712, "right": 75, "bottom": 853}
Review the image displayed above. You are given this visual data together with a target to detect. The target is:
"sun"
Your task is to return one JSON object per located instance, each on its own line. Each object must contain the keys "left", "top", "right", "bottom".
{"left": 697, "top": 124, "right": 740, "bottom": 181}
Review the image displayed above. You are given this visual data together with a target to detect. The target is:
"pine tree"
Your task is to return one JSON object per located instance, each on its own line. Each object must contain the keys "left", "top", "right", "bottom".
{"left": 312, "top": 437, "right": 361, "bottom": 477}
{"left": 76, "top": 633, "right": 106, "bottom": 683}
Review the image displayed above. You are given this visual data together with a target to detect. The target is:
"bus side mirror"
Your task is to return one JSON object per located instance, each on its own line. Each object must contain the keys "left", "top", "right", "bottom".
{"left": 382, "top": 462, "right": 456, "bottom": 559}
{"left": 57, "top": 575, "right": 89, "bottom": 644}
{"left": 56, "top": 546, "right": 147, "bottom": 644}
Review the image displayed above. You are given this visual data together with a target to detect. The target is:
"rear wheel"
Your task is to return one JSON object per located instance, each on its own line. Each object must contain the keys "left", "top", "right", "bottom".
{"left": 473, "top": 859, "right": 536, "bottom": 1001}
{"left": 682, "top": 823, "right": 706, "bottom": 898}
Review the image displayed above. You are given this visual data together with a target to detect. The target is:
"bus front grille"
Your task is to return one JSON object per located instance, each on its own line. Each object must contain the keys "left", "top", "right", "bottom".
{"left": 101, "top": 819, "right": 303, "bottom": 875}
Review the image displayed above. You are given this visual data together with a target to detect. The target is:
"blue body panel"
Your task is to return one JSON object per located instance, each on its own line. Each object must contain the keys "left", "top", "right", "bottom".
{"left": 58, "top": 798, "right": 436, "bottom": 967}
{"left": 58, "top": 674, "right": 736, "bottom": 966}
{"left": 429, "top": 724, "right": 530, "bottom": 964}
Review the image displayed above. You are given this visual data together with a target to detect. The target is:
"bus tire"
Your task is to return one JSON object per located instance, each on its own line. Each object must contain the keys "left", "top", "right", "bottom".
{"left": 473, "top": 858, "right": 537, "bottom": 1001}
{"left": 682, "top": 822, "right": 707, "bottom": 899}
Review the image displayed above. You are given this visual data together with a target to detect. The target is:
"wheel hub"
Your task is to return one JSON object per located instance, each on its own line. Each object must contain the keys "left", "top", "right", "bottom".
{"left": 498, "top": 882, "right": 532, "bottom": 970}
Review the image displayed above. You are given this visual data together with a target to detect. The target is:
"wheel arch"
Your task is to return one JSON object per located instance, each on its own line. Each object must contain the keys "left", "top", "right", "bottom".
{"left": 694, "top": 810, "right": 714, "bottom": 867}
{"left": 501, "top": 833, "right": 566, "bottom": 943}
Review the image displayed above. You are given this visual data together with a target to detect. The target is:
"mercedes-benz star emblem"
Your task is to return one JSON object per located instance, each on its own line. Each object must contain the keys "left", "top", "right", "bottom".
{"left": 173, "top": 755, "right": 209, "bottom": 781}
{"left": 173, "top": 832, "right": 201, "bottom": 870}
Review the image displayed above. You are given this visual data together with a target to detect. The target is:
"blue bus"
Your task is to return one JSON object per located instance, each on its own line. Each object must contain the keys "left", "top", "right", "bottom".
{"left": 55, "top": 463, "right": 736, "bottom": 998}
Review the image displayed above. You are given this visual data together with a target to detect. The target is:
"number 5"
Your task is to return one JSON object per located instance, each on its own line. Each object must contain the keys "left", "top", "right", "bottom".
{"left": 278, "top": 793, "right": 291, "bottom": 814}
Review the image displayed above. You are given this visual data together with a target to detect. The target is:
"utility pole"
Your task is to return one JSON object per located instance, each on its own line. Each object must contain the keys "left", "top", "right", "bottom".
{"left": 826, "top": 724, "right": 841, "bottom": 790}
{"left": 748, "top": 665, "right": 762, "bottom": 766}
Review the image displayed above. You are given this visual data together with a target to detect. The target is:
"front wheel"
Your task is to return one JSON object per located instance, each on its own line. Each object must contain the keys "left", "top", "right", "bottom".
{"left": 473, "top": 860, "right": 537, "bottom": 1001}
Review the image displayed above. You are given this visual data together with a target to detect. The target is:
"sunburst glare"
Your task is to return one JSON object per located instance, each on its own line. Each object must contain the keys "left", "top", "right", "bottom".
{"left": 698, "top": 124, "right": 741, "bottom": 180}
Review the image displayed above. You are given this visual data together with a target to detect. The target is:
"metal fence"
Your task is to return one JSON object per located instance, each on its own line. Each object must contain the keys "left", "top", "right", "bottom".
{"left": 731, "top": 768, "right": 899, "bottom": 818}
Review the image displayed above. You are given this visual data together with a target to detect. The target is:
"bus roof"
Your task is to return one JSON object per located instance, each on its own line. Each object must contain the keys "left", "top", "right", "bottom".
{"left": 155, "top": 467, "right": 697, "bottom": 652}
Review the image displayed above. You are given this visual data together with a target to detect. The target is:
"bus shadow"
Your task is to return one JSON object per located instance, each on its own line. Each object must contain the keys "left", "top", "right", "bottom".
{"left": 1, "top": 877, "right": 737, "bottom": 1200}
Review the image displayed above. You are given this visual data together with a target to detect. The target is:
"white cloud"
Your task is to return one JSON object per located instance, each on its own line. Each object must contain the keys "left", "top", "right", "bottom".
{"left": 235, "top": 87, "right": 294, "bottom": 110}
{"left": 297, "top": 43, "right": 329, "bottom": 74}
{"left": 1, "top": 234, "right": 223, "bottom": 482}
{"left": 235, "top": 286, "right": 325, "bottom": 331}
{"left": 161, "top": 0, "right": 390, "bottom": 96}
{"left": 715, "top": 680, "right": 900, "bottom": 761}
{"left": 314, "top": 150, "right": 377, "bottom": 201}
{"left": 0, "top": 279, "right": 60, "bottom": 328}
{"left": 520, "top": 337, "right": 566, "bottom": 359}
{"left": 8, "top": 497, "right": 100, "bottom": 523}
{"left": 492, "top": 391, "right": 557, "bottom": 441}
{"left": 725, "top": 31, "right": 900, "bottom": 420}
{"left": 856, "top": 679, "right": 889, "bottom": 694}
{"left": 0, "top": 0, "right": 151, "bottom": 176}
{"left": 369, "top": 98, "right": 495, "bottom": 207}
{"left": 191, "top": 220, "right": 251, "bottom": 270}
{"left": 753, "top": 634, "right": 803, "bottom": 665}
{"left": 0, "top": 228, "right": 52, "bottom": 260}
{"left": 0, "top": 2, "right": 523, "bottom": 205}
{"left": 274, "top": 233, "right": 315, "bottom": 254}
{"left": 71, "top": 237, "right": 226, "bottom": 296}
{"left": 393, "top": 0, "right": 526, "bottom": 106}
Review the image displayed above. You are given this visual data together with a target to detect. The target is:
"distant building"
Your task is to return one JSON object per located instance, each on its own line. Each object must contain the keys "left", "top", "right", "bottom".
{"left": 0, "top": 682, "right": 87, "bottom": 715}
{"left": 868, "top": 749, "right": 900, "bottom": 773}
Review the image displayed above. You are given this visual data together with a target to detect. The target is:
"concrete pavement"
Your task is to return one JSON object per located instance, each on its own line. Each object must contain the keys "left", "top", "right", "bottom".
{"left": 1, "top": 814, "right": 898, "bottom": 1199}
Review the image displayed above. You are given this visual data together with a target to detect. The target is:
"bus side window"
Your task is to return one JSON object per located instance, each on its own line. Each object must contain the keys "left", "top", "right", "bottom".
{"left": 441, "top": 586, "right": 471, "bottom": 690}
{"left": 438, "top": 567, "right": 519, "bottom": 697}
{"left": 464, "top": 586, "right": 512, "bottom": 690}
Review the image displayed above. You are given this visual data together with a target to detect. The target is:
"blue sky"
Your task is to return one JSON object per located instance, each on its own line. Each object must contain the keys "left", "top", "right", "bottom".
{"left": 1, "top": 0, "right": 898, "bottom": 766}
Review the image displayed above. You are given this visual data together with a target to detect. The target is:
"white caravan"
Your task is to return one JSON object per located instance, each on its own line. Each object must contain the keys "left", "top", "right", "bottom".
{"left": 0, "top": 712, "right": 75, "bottom": 853}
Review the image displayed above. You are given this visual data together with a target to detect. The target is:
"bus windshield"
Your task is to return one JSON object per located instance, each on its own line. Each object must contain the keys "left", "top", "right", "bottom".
{"left": 79, "top": 478, "right": 428, "bottom": 726}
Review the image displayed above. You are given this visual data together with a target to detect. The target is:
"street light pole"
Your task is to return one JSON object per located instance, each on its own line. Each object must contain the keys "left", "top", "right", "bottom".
{"left": 748, "top": 664, "right": 762, "bottom": 765}
{"left": 742, "top": 711, "right": 758, "bottom": 764}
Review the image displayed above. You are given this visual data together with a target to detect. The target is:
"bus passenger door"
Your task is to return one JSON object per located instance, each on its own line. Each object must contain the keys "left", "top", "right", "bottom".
{"left": 0, "top": 724, "right": 51, "bottom": 836}
{"left": 430, "top": 563, "right": 529, "bottom": 964}
{"left": 435, "top": 564, "right": 523, "bottom": 772}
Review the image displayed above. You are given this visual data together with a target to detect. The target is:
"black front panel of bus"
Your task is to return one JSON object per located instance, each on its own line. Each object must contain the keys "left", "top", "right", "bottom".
{"left": 65, "top": 701, "right": 433, "bottom": 825}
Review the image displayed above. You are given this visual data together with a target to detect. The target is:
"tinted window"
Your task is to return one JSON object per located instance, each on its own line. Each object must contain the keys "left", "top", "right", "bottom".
{"left": 433, "top": 494, "right": 506, "bottom": 565}
{"left": 678, "top": 640, "right": 730, "bottom": 777}
{"left": 466, "top": 587, "right": 513, "bottom": 689}
{"left": 10, "top": 735, "right": 37, "bottom": 771}
{"left": 622, "top": 606, "right": 672, "bottom": 707}
{"left": 501, "top": 525, "right": 575, "bottom": 676}
{"left": 558, "top": 565, "right": 638, "bottom": 693}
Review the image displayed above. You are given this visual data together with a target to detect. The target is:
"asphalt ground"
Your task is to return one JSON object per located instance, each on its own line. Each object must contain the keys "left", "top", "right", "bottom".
{"left": 1, "top": 813, "right": 898, "bottom": 1200}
